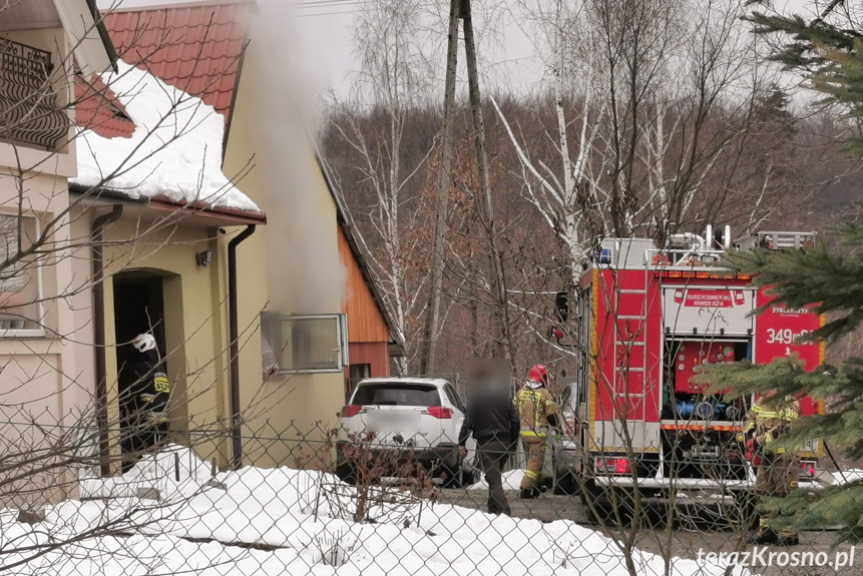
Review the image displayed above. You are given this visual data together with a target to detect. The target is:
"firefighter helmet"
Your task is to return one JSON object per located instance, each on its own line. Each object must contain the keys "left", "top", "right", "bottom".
{"left": 527, "top": 364, "right": 548, "bottom": 387}
{"left": 131, "top": 333, "right": 157, "bottom": 353}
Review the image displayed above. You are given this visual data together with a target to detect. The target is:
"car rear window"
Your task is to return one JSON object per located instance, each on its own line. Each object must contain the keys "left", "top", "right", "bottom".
{"left": 351, "top": 384, "right": 441, "bottom": 407}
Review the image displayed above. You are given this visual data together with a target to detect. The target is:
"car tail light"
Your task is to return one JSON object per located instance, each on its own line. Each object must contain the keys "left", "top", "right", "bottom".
{"left": 799, "top": 460, "right": 817, "bottom": 479}
{"left": 595, "top": 457, "right": 631, "bottom": 475}
{"left": 339, "top": 405, "right": 362, "bottom": 418}
{"left": 426, "top": 406, "right": 453, "bottom": 419}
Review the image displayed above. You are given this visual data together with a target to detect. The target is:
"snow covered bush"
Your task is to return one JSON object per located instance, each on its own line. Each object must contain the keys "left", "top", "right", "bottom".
{"left": 314, "top": 528, "right": 357, "bottom": 567}
{"left": 326, "top": 432, "right": 436, "bottom": 524}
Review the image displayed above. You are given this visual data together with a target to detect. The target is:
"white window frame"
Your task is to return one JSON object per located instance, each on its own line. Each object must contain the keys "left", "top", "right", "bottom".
{"left": 0, "top": 212, "right": 45, "bottom": 338}
{"left": 262, "top": 313, "right": 349, "bottom": 375}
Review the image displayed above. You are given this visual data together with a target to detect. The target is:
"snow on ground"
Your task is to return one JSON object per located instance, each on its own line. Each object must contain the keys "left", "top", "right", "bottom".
{"left": 73, "top": 60, "right": 259, "bottom": 212}
{"left": 80, "top": 444, "right": 214, "bottom": 500}
{"left": 467, "top": 470, "right": 524, "bottom": 491}
{"left": 832, "top": 469, "right": 863, "bottom": 485}
{"left": 1, "top": 446, "right": 755, "bottom": 576}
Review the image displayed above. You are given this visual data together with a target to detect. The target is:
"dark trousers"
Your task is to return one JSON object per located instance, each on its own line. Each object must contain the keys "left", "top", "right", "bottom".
{"left": 121, "top": 416, "right": 167, "bottom": 473}
{"left": 478, "top": 439, "right": 511, "bottom": 516}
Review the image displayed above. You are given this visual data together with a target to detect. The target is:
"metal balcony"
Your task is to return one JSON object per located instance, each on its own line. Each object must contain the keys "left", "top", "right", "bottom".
{"left": 0, "top": 39, "right": 68, "bottom": 150}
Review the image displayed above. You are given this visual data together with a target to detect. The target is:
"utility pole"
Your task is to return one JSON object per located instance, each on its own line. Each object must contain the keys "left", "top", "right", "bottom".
{"left": 419, "top": 0, "right": 461, "bottom": 375}
{"left": 462, "top": 0, "right": 514, "bottom": 364}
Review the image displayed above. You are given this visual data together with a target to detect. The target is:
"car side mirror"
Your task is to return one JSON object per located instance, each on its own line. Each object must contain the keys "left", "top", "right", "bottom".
{"left": 555, "top": 291, "right": 569, "bottom": 322}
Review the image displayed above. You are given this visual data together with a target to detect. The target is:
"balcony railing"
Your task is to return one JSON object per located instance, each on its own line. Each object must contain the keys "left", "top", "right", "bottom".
{"left": 0, "top": 39, "right": 68, "bottom": 150}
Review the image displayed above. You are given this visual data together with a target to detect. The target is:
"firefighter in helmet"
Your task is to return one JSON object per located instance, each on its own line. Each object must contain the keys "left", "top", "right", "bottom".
{"left": 517, "top": 364, "right": 560, "bottom": 499}
{"left": 743, "top": 388, "right": 801, "bottom": 545}
{"left": 120, "top": 333, "right": 170, "bottom": 470}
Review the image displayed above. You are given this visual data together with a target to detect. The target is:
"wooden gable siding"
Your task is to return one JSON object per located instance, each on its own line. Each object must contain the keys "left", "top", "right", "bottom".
{"left": 344, "top": 341, "right": 391, "bottom": 399}
{"left": 338, "top": 227, "right": 390, "bottom": 344}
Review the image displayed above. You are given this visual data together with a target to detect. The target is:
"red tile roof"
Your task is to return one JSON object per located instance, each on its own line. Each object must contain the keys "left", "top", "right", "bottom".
{"left": 75, "top": 75, "right": 135, "bottom": 139}
{"left": 103, "top": 0, "right": 249, "bottom": 126}
{"left": 74, "top": 1, "right": 249, "bottom": 143}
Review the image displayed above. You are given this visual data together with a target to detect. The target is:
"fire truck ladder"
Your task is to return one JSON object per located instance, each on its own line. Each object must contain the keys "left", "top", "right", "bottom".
{"left": 611, "top": 269, "right": 649, "bottom": 448}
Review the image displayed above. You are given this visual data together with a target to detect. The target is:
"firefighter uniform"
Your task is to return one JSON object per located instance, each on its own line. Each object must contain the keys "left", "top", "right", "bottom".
{"left": 120, "top": 334, "right": 170, "bottom": 471}
{"left": 517, "top": 385, "right": 559, "bottom": 496}
{"left": 744, "top": 395, "right": 801, "bottom": 545}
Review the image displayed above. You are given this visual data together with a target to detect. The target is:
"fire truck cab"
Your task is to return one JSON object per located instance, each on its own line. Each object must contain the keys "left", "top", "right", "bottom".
{"left": 569, "top": 228, "right": 824, "bottom": 504}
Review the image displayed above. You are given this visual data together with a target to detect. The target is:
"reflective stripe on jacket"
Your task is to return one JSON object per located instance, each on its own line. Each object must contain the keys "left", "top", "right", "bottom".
{"left": 745, "top": 396, "right": 800, "bottom": 455}
{"left": 517, "top": 387, "right": 558, "bottom": 438}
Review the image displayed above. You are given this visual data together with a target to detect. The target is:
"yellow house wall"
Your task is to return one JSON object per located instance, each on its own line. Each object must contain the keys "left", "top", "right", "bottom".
{"left": 221, "top": 39, "right": 345, "bottom": 467}
{"left": 94, "top": 217, "right": 229, "bottom": 466}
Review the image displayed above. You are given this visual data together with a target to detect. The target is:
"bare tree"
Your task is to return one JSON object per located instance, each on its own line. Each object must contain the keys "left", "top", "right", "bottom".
{"left": 494, "top": 0, "right": 784, "bottom": 287}
{"left": 324, "top": 0, "right": 441, "bottom": 375}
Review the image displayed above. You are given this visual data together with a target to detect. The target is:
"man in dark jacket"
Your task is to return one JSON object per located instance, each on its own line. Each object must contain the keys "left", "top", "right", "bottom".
{"left": 458, "top": 360, "right": 519, "bottom": 515}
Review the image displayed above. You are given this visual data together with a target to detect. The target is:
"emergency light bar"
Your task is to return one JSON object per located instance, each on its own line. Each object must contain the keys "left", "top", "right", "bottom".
{"left": 653, "top": 270, "right": 752, "bottom": 281}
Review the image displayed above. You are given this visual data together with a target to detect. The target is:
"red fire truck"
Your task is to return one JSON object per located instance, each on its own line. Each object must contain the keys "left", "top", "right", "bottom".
{"left": 566, "top": 229, "right": 824, "bottom": 509}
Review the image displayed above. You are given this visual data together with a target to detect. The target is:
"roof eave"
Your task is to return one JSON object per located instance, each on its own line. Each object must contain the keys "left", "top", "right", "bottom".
{"left": 86, "top": 0, "right": 119, "bottom": 72}
{"left": 57, "top": 0, "right": 117, "bottom": 74}
{"left": 69, "top": 184, "right": 267, "bottom": 227}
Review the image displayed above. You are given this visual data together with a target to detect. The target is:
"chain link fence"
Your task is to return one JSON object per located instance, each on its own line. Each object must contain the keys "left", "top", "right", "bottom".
{"left": 0, "top": 408, "right": 858, "bottom": 576}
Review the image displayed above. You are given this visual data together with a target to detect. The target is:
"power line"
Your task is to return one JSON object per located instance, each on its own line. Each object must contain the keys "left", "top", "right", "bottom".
{"left": 290, "top": 0, "right": 366, "bottom": 18}
{"left": 293, "top": 0, "right": 360, "bottom": 4}
{"left": 291, "top": 0, "right": 439, "bottom": 17}
{"left": 294, "top": 9, "right": 361, "bottom": 17}
{"left": 293, "top": 0, "right": 359, "bottom": 8}
{"left": 291, "top": 0, "right": 376, "bottom": 9}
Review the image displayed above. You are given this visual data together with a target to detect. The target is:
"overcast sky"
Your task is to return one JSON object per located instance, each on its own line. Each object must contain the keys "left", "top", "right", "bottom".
{"left": 97, "top": 0, "right": 816, "bottom": 102}
{"left": 96, "top": 0, "right": 552, "bottom": 99}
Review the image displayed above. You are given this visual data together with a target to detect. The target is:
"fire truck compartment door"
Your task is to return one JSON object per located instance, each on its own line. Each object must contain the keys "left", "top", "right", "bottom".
{"left": 662, "top": 287, "right": 754, "bottom": 336}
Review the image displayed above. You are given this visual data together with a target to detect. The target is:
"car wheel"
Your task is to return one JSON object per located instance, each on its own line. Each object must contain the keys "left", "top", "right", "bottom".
{"left": 460, "top": 467, "right": 476, "bottom": 487}
{"left": 441, "top": 463, "right": 464, "bottom": 488}
{"left": 336, "top": 462, "right": 357, "bottom": 485}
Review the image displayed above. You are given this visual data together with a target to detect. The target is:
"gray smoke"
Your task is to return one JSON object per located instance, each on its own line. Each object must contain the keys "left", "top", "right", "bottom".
{"left": 247, "top": 0, "right": 345, "bottom": 313}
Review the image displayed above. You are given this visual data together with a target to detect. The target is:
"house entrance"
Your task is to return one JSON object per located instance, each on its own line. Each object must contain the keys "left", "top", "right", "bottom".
{"left": 113, "top": 272, "right": 167, "bottom": 470}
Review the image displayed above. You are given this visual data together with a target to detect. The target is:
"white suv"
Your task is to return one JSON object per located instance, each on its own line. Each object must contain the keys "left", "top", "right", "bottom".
{"left": 335, "top": 378, "right": 475, "bottom": 486}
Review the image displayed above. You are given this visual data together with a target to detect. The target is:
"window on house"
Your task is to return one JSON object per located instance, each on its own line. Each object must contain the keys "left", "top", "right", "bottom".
{"left": 0, "top": 214, "right": 41, "bottom": 334}
{"left": 349, "top": 364, "right": 370, "bottom": 381}
{"left": 261, "top": 313, "right": 349, "bottom": 374}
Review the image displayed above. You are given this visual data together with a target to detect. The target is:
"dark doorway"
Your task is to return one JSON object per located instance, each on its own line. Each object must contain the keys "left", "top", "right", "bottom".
{"left": 113, "top": 272, "right": 167, "bottom": 469}
{"left": 114, "top": 273, "right": 166, "bottom": 358}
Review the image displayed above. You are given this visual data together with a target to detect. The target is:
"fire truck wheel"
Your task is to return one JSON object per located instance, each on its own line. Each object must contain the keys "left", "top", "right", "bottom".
{"left": 593, "top": 490, "right": 635, "bottom": 526}
{"left": 581, "top": 481, "right": 635, "bottom": 525}
{"left": 553, "top": 472, "right": 579, "bottom": 496}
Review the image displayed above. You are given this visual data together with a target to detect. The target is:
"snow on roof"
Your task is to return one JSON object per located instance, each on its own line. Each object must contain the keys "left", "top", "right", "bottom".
{"left": 72, "top": 59, "right": 259, "bottom": 213}
{"left": 102, "top": 1, "right": 249, "bottom": 127}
